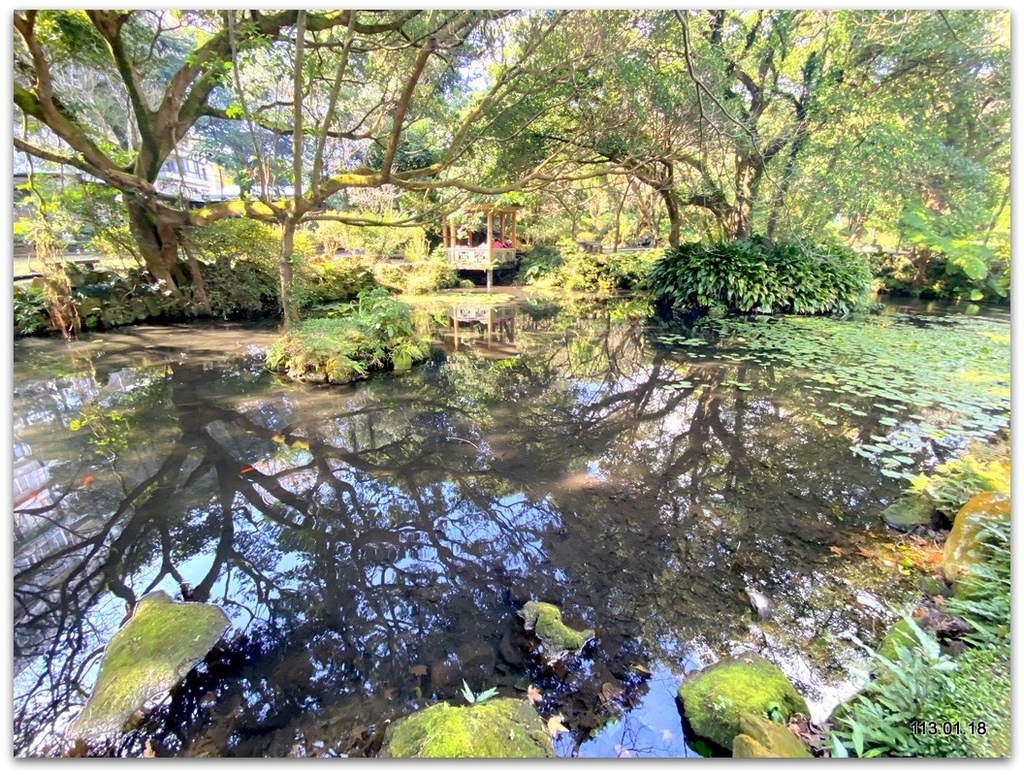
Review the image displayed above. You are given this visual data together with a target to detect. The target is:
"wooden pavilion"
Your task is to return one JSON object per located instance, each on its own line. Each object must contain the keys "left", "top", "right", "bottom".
{"left": 440, "top": 204, "right": 521, "bottom": 291}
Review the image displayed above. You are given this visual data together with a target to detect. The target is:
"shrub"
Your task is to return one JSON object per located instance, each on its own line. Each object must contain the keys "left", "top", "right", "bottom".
{"left": 293, "top": 256, "right": 377, "bottom": 312}
{"left": 648, "top": 235, "right": 872, "bottom": 315}
{"left": 185, "top": 220, "right": 281, "bottom": 317}
{"left": 372, "top": 256, "right": 458, "bottom": 295}
{"left": 906, "top": 437, "right": 1010, "bottom": 520}
{"left": 265, "top": 288, "right": 431, "bottom": 383}
{"left": 13, "top": 285, "right": 49, "bottom": 335}
{"left": 520, "top": 240, "right": 656, "bottom": 293}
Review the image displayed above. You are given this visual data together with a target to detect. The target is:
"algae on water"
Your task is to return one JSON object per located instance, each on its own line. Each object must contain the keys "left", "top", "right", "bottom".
{"left": 68, "top": 591, "right": 230, "bottom": 741}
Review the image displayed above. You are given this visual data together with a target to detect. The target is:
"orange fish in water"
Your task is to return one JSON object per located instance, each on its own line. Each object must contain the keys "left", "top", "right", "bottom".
{"left": 240, "top": 466, "right": 255, "bottom": 475}
{"left": 82, "top": 475, "right": 94, "bottom": 487}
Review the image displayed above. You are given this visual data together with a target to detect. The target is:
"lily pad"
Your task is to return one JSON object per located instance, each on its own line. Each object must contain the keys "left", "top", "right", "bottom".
{"left": 67, "top": 591, "right": 230, "bottom": 741}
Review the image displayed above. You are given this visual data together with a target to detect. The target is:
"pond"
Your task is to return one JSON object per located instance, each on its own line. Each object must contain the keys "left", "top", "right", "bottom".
{"left": 12, "top": 293, "right": 1010, "bottom": 758}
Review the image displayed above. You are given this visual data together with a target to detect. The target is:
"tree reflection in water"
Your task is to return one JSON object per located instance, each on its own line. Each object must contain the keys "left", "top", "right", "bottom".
{"left": 13, "top": 300, "right": 917, "bottom": 758}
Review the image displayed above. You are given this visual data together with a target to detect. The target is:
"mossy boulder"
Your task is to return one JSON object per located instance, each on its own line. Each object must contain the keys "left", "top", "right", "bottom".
{"left": 882, "top": 494, "right": 937, "bottom": 532}
{"left": 677, "top": 652, "right": 810, "bottom": 750}
{"left": 943, "top": 492, "right": 1009, "bottom": 592}
{"left": 877, "top": 618, "right": 920, "bottom": 663}
{"left": 68, "top": 591, "right": 230, "bottom": 741}
{"left": 380, "top": 698, "right": 554, "bottom": 758}
{"left": 517, "top": 601, "right": 595, "bottom": 662}
{"left": 732, "top": 713, "right": 812, "bottom": 758}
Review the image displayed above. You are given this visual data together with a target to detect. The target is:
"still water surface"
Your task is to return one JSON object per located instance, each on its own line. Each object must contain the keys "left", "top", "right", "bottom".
{"left": 12, "top": 294, "right": 1010, "bottom": 757}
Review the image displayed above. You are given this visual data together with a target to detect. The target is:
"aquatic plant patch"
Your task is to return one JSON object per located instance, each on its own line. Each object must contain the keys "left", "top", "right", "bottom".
{"left": 658, "top": 310, "right": 1010, "bottom": 480}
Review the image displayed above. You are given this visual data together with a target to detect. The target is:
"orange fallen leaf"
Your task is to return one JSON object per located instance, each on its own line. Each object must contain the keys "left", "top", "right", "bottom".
{"left": 828, "top": 546, "right": 845, "bottom": 556}
{"left": 631, "top": 663, "right": 652, "bottom": 676}
{"left": 240, "top": 466, "right": 255, "bottom": 475}
{"left": 82, "top": 475, "right": 95, "bottom": 487}
{"left": 410, "top": 665, "right": 428, "bottom": 678}
{"left": 856, "top": 546, "right": 876, "bottom": 559}
{"left": 527, "top": 684, "right": 543, "bottom": 704}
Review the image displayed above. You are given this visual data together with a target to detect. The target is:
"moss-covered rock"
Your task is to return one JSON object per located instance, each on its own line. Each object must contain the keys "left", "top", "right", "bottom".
{"left": 68, "top": 591, "right": 230, "bottom": 740}
{"left": 517, "top": 601, "right": 594, "bottom": 662}
{"left": 882, "top": 494, "right": 937, "bottom": 532}
{"left": 731, "top": 713, "right": 812, "bottom": 758}
{"left": 677, "top": 652, "right": 810, "bottom": 750}
{"left": 877, "top": 618, "right": 920, "bottom": 663}
{"left": 943, "top": 492, "right": 1009, "bottom": 592}
{"left": 380, "top": 698, "right": 554, "bottom": 758}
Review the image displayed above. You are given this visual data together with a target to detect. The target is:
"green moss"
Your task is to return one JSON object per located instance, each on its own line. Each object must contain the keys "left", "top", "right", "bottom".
{"left": 68, "top": 591, "right": 229, "bottom": 740}
{"left": 517, "top": 601, "right": 595, "bottom": 658}
{"left": 677, "top": 653, "right": 810, "bottom": 749}
{"left": 881, "top": 494, "right": 936, "bottom": 532}
{"left": 381, "top": 698, "right": 554, "bottom": 758}
{"left": 732, "top": 713, "right": 812, "bottom": 758}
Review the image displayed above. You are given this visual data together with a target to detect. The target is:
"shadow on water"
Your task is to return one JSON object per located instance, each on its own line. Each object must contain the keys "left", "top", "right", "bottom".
{"left": 12, "top": 295, "right": 1009, "bottom": 757}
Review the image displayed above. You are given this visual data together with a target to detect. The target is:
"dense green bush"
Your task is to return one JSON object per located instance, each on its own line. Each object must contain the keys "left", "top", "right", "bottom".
{"left": 519, "top": 240, "right": 658, "bottom": 292}
{"left": 265, "top": 288, "right": 431, "bottom": 383}
{"left": 648, "top": 235, "right": 872, "bottom": 315}
{"left": 293, "top": 256, "right": 377, "bottom": 312}
{"left": 13, "top": 285, "right": 49, "bottom": 335}
{"left": 372, "top": 255, "right": 459, "bottom": 295}
{"left": 185, "top": 219, "right": 281, "bottom": 317}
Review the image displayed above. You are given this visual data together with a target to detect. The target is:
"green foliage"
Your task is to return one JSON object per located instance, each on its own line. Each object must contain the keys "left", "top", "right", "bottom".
{"left": 461, "top": 680, "right": 499, "bottom": 706}
{"left": 520, "top": 241, "right": 657, "bottom": 293}
{"left": 833, "top": 488, "right": 1010, "bottom": 758}
{"left": 373, "top": 256, "right": 458, "bottom": 295}
{"left": 293, "top": 256, "right": 377, "bottom": 312}
{"left": 906, "top": 437, "right": 1010, "bottom": 519}
{"left": 833, "top": 617, "right": 958, "bottom": 758}
{"left": 13, "top": 285, "right": 49, "bottom": 335}
{"left": 185, "top": 219, "right": 281, "bottom": 317}
{"left": 265, "top": 288, "right": 430, "bottom": 383}
{"left": 649, "top": 236, "right": 872, "bottom": 315}
{"left": 945, "top": 509, "right": 1010, "bottom": 648}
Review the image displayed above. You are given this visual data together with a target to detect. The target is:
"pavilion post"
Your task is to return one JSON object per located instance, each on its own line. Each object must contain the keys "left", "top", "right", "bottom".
{"left": 511, "top": 211, "right": 517, "bottom": 249}
{"left": 487, "top": 210, "right": 494, "bottom": 291}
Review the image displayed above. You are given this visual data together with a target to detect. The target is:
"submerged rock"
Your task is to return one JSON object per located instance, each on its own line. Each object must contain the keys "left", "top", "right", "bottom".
{"left": 67, "top": 591, "right": 230, "bottom": 741}
{"left": 677, "top": 652, "right": 810, "bottom": 750}
{"left": 943, "top": 492, "right": 1009, "bottom": 593}
{"left": 517, "top": 601, "right": 595, "bottom": 663}
{"left": 882, "top": 494, "right": 937, "bottom": 532}
{"left": 380, "top": 698, "right": 553, "bottom": 758}
{"left": 732, "top": 712, "right": 812, "bottom": 758}
{"left": 744, "top": 586, "right": 772, "bottom": 620}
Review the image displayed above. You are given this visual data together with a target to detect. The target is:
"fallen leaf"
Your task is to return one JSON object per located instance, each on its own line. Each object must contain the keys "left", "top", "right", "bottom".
{"left": 856, "top": 546, "right": 876, "bottom": 558}
{"left": 527, "top": 684, "right": 543, "bottom": 704}
{"left": 828, "top": 546, "right": 845, "bottom": 556}
{"left": 631, "top": 663, "right": 652, "bottom": 676}
{"left": 600, "top": 682, "right": 623, "bottom": 704}
{"left": 546, "top": 714, "right": 569, "bottom": 738}
{"left": 82, "top": 475, "right": 95, "bottom": 487}
{"left": 383, "top": 688, "right": 396, "bottom": 700}
{"left": 142, "top": 739, "right": 155, "bottom": 758}
{"left": 239, "top": 466, "right": 255, "bottom": 475}
{"left": 410, "top": 665, "right": 428, "bottom": 678}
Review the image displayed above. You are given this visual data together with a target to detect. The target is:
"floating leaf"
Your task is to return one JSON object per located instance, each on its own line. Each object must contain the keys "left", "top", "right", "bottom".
{"left": 547, "top": 714, "right": 569, "bottom": 738}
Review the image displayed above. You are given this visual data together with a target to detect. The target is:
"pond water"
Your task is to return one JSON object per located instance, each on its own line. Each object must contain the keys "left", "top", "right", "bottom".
{"left": 12, "top": 293, "right": 1010, "bottom": 758}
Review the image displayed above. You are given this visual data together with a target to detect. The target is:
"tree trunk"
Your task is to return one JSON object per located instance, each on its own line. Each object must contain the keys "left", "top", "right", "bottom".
{"left": 730, "top": 157, "right": 757, "bottom": 240}
{"left": 180, "top": 236, "right": 213, "bottom": 316}
{"left": 126, "top": 201, "right": 186, "bottom": 298}
{"left": 660, "top": 189, "right": 682, "bottom": 248}
{"left": 279, "top": 219, "right": 297, "bottom": 328}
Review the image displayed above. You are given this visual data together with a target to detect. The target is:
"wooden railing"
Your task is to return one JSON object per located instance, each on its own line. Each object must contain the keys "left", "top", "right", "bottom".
{"left": 445, "top": 246, "right": 517, "bottom": 270}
